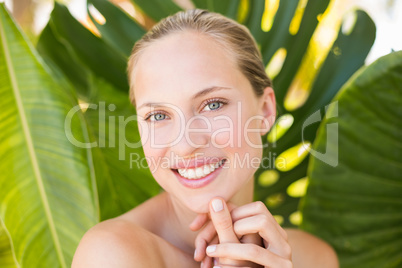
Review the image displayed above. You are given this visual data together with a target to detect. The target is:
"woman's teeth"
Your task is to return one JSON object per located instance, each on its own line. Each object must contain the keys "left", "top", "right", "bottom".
{"left": 177, "top": 160, "right": 224, "bottom": 179}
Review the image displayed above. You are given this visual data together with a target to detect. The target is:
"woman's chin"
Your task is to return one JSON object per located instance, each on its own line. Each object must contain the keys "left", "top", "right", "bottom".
{"left": 186, "top": 195, "right": 227, "bottom": 214}
{"left": 187, "top": 202, "right": 210, "bottom": 214}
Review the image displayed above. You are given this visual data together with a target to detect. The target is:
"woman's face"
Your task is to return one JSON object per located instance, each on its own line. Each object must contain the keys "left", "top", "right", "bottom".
{"left": 131, "top": 31, "right": 275, "bottom": 213}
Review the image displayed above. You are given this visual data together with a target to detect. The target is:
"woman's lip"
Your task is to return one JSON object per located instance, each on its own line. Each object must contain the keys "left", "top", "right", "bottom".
{"left": 173, "top": 159, "right": 226, "bottom": 189}
{"left": 170, "top": 157, "right": 225, "bottom": 169}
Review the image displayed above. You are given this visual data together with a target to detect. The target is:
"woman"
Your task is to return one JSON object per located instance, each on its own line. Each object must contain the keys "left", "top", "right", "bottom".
{"left": 72, "top": 9, "right": 338, "bottom": 268}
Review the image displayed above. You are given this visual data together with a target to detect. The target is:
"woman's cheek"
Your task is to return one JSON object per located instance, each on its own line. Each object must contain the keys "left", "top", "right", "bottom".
{"left": 233, "top": 112, "right": 264, "bottom": 169}
{"left": 141, "top": 129, "right": 170, "bottom": 175}
{"left": 143, "top": 146, "right": 157, "bottom": 175}
{"left": 210, "top": 117, "right": 236, "bottom": 148}
{"left": 138, "top": 120, "right": 150, "bottom": 147}
{"left": 243, "top": 116, "right": 264, "bottom": 150}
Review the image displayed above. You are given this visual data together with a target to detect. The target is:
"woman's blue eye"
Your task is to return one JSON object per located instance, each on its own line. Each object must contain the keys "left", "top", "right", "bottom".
{"left": 149, "top": 113, "right": 166, "bottom": 121}
{"left": 205, "top": 101, "right": 222, "bottom": 111}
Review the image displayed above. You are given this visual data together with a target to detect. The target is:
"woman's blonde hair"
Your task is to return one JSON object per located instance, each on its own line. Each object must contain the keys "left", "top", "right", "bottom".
{"left": 127, "top": 8, "right": 272, "bottom": 105}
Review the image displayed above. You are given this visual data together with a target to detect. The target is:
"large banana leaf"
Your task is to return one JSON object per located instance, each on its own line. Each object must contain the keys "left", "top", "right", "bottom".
{"left": 88, "top": 0, "right": 146, "bottom": 57}
{"left": 37, "top": 3, "right": 160, "bottom": 221}
{"left": 300, "top": 51, "right": 402, "bottom": 267}
{"left": 36, "top": 3, "right": 128, "bottom": 99}
{"left": 191, "top": 0, "right": 240, "bottom": 19}
{"left": 82, "top": 78, "right": 160, "bottom": 220}
{"left": 36, "top": 22, "right": 92, "bottom": 99}
{"left": 0, "top": 223, "right": 16, "bottom": 268}
{"left": 49, "top": 3, "right": 128, "bottom": 92}
{"left": 130, "top": 0, "right": 182, "bottom": 22}
{"left": 0, "top": 4, "right": 98, "bottom": 267}
{"left": 254, "top": 9, "right": 376, "bottom": 225}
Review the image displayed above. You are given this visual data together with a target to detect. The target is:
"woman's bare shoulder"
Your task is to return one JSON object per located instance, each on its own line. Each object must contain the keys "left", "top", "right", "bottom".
{"left": 71, "top": 218, "right": 164, "bottom": 267}
{"left": 284, "top": 228, "right": 339, "bottom": 268}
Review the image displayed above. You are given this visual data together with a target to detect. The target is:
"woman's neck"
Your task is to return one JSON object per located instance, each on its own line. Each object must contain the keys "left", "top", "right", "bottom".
{"left": 162, "top": 177, "right": 255, "bottom": 255}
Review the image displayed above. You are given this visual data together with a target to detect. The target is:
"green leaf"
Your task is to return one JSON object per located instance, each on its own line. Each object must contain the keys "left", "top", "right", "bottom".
{"left": 0, "top": 4, "right": 98, "bottom": 267}
{"left": 37, "top": 4, "right": 160, "bottom": 221}
{"left": 293, "top": 10, "right": 376, "bottom": 117}
{"left": 38, "top": 3, "right": 160, "bottom": 220}
{"left": 48, "top": 3, "right": 128, "bottom": 91}
{"left": 131, "top": 0, "right": 182, "bottom": 22}
{"left": 255, "top": 9, "right": 376, "bottom": 227}
{"left": 224, "top": 0, "right": 241, "bottom": 20}
{"left": 259, "top": 0, "right": 299, "bottom": 63}
{"left": 87, "top": 0, "right": 146, "bottom": 57}
{"left": 191, "top": 0, "right": 211, "bottom": 10}
{"left": 300, "top": 51, "right": 402, "bottom": 267}
{"left": 82, "top": 78, "right": 161, "bottom": 220}
{"left": 270, "top": 10, "right": 376, "bottom": 156}
{"left": 242, "top": 0, "right": 266, "bottom": 43}
{"left": 37, "top": 23, "right": 91, "bottom": 99}
{"left": 0, "top": 222, "right": 17, "bottom": 268}
{"left": 192, "top": 0, "right": 240, "bottom": 17}
{"left": 271, "top": 0, "right": 331, "bottom": 102}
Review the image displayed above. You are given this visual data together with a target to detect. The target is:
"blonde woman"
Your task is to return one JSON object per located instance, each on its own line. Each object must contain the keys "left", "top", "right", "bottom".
{"left": 72, "top": 9, "right": 338, "bottom": 268}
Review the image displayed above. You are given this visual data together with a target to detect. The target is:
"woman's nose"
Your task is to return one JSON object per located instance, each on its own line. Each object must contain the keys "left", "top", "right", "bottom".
{"left": 169, "top": 115, "right": 211, "bottom": 155}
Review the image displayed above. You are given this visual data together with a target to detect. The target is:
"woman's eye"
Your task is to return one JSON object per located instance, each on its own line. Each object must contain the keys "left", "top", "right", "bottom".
{"left": 146, "top": 113, "right": 167, "bottom": 122}
{"left": 204, "top": 101, "right": 223, "bottom": 111}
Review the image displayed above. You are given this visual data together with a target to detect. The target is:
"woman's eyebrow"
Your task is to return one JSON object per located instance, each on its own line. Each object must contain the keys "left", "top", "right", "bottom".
{"left": 137, "top": 86, "right": 231, "bottom": 110}
{"left": 136, "top": 102, "right": 166, "bottom": 110}
{"left": 192, "top": 86, "right": 231, "bottom": 99}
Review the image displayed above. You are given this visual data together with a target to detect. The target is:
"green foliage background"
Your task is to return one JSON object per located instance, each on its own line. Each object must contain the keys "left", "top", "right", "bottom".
{"left": 300, "top": 50, "right": 402, "bottom": 267}
{"left": 1, "top": 0, "right": 400, "bottom": 267}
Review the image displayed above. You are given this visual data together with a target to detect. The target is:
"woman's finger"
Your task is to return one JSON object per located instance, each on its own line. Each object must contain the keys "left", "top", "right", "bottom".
{"left": 226, "top": 202, "right": 238, "bottom": 212}
{"left": 190, "top": 212, "right": 210, "bottom": 231}
{"left": 206, "top": 243, "right": 292, "bottom": 268}
{"left": 209, "top": 197, "right": 239, "bottom": 243}
{"left": 239, "top": 233, "right": 262, "bottom": 246}
{"left": 194, "top": 222, "right": 219, "bottom": 261}
{"left": 212, "top": 266, "right": 249, "bottom": 268}
{"left": 200, "top": 254, "right": 213, "bottom": 268}
{"left": 200, "top": 236, "right": 219, "bottom": 268}
{"left": 210, "top": 197, "right": 248, "bottom": 266}
{"left": 195, "top": 221, "right": 217, "bottom": 261}
{"left": 233, "top": 215, "right": 291, "bottom": 258}
{"left": 230, "top": 201, "right": 288, "bottom": 240}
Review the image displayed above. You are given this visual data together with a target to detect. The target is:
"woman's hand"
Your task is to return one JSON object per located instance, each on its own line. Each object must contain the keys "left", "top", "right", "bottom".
{"left": 190, "top": 198, "right": 293, "bottom": 268}
{"left": 190, "top": 201, "right": 262, "bottom": 267}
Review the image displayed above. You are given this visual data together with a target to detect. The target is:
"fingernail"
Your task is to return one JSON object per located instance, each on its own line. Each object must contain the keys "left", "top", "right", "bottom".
{"left": 194, "top": 249, "right": 197, "bottom": 259}
{"left": 206, "top": 245, "right": 216, "bottom": 253}
{"left": 213, "top": 266, "right": 221, "bottom": 268}
{"left": 200, "top": 261, "right": 203, "bottom": 268}
{"left": 212, "top": 199, "right": 223, "bottom": 212}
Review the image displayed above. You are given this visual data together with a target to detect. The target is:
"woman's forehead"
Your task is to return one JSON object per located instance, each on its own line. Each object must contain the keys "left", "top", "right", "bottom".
{"left": 132, "top": 31, "right": 246, "bottom": 105}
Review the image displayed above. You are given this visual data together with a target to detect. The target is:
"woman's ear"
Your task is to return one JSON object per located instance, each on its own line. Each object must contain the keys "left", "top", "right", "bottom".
{"left": 259, "top": 87, "right": 276, "bottom": 136}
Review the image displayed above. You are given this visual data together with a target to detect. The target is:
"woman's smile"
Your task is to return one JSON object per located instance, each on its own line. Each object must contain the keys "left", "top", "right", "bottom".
{"left": 172, "top": 159, "right": 227, "bottom": 188}
{"left": 176, "top": 158, "right": 225, "bottom": 179}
